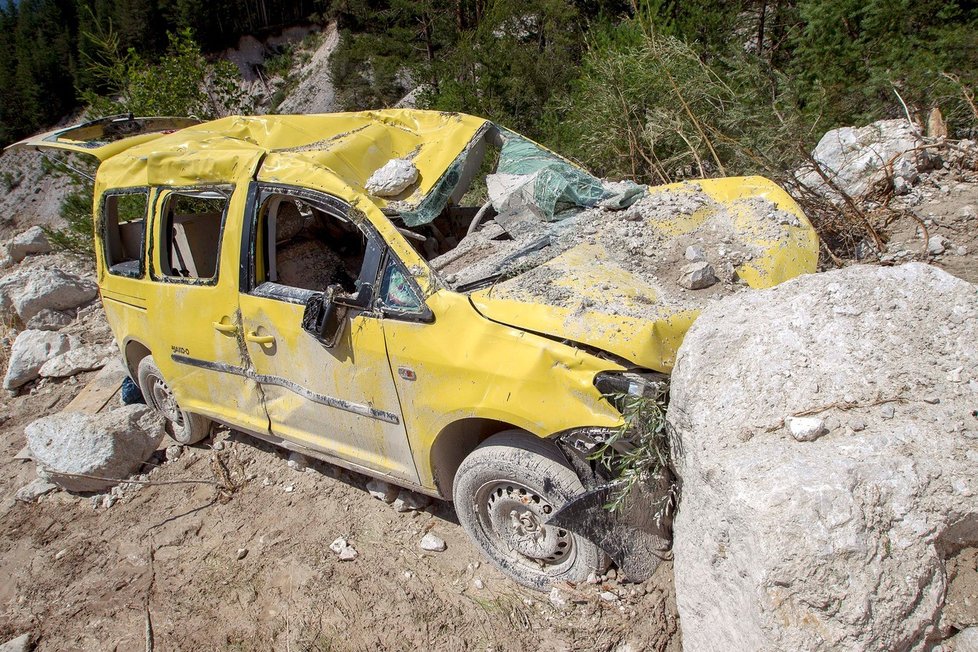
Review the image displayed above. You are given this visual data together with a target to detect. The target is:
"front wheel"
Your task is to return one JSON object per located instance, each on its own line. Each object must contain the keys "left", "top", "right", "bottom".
{"left": 453, "top": 431, "right": 607, "bottom": 590}
{"left": 137, "top": 356, "right": 211, "bottom": 445}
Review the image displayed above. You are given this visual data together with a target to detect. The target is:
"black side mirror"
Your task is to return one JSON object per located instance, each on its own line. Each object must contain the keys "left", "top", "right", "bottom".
{"left": 301, "top": 285, "right": 349, "bottom": 347}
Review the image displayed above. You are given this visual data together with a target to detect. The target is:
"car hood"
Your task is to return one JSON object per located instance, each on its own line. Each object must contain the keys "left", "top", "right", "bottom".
{"left": 468, "top": 177, "right": 818, "bottom": 372}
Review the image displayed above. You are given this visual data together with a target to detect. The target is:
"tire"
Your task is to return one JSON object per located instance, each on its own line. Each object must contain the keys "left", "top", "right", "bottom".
{"left": 136, "top": 356, "right": 211, "bottom": 445}
{"left": 453, "top": 430, "right": 607, "bottom": 591}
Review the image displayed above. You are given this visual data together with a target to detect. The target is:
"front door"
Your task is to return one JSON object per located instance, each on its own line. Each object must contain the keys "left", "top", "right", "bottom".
{"left": 236, "top": 185, "right": 419, "bottom": 483}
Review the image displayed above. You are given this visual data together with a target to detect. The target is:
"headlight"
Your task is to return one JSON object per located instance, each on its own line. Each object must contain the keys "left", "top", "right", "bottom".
{"left": 594, "top": 371, "right": 668, "bottom": 412}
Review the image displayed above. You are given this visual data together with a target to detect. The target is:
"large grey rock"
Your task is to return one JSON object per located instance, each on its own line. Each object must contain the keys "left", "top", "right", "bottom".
{"left": 948, "top": 627, "right": 978, "bottom": 652}
{"left": 38, "top": 344, "right": 114, "bottom": 378}
{"left": 365, "top": 158, "right": 418, "bottom": 196}
{"left": 0, "top": 633, "right": 32, "bottom": 652}
{"left": 668, "top": 263, "right": 978, "bottom": 651}
{"left": 25, "top": 308, "right": 74, "bottom": 331}
{"left": 6, "top": 226, "right": 51, "bottom": 262}
{"left": 3, "top": 329, "right": 70, "bottom": 389}
{"left": 797, "top": 119, "right": 929, "bottom": 201}
{"left": 26, "top": 405, "right": 166, "bottom": 492}
{"left": 0, "top": 268, "right": 97, "bottom": 323}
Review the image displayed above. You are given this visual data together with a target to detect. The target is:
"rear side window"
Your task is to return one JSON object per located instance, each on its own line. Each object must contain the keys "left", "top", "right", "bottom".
{"left": 103, "top": 190, "right": 148, "bottom": 278}
{"left": 156, "top": 189, "right": 229, "bottom": 282}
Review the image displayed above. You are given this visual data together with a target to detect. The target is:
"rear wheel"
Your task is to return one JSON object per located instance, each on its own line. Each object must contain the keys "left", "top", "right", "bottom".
{"left": 453, "top": 430, "right": 607, "bottom": 590}
{"left": 137, "top": 356, "right": 211, "bottom": 445}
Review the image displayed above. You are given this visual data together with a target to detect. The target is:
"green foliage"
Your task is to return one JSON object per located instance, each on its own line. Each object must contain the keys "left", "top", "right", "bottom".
{"left": 80, "top": 26, "right": 251, "bottom": 119}
{"left": 590, "top": 382, "right": 673, "bottom": 515}
{"left": 44, "top": 176, "right": 96, "bottom": 255}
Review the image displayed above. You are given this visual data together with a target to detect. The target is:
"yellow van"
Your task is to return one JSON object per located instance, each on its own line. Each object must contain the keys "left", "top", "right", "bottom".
{"left": 14, "top": 111, "right": 817, "bottom": 589}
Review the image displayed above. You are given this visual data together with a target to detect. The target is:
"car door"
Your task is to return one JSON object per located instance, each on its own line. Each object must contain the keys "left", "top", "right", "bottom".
{"left": 236, "top": 184, "right": 419, "bottom": 484}
{"left": 144, "top": 184, "right": 268, "bottom": 435}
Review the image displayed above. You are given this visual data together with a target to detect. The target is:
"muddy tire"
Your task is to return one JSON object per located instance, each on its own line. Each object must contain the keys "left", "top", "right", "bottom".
{"left": 137, "top": 356, "right": 211, "bottom": 445}
{"left": 453, "top": 430, "right": 607, "bottom": 590}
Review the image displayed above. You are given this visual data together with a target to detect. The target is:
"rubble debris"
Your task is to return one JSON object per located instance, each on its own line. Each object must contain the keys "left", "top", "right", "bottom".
{"left": 796, "top": 119, "right": 932, "bottom": 201}
{"left": 286, "top": 451, "right": 309, "bottom": 472}
{"left": 366, "top": 478, "right": 398, "bottom": 503}
{"left": 668, "top": 263, "right": 978, "bottom": 651}
{"left": 677, "top": 261, "right": 718, "bottom": 290}
{"left": 549, "top": 587, "right": 569, "bottom": 609}
{"left": 329, "top": 536, "right": 358, "bottom": 561}
{"left": 785, "top": 416, "right": 828, "bottom": 442}
{"left": 3, "top": 329, "right": 70, "bottom": 389}
{"left": 25, "top": 405, "right": 166, "bottom": 492}
{"left": 0, "top": 267, "right": 97, "bottom": 323}
{"left": 6, "top": 226, "right": 51, "bottom": 263}
{"left": 365, "top": 158, "right": 419, "bottom": 197}
{"left": 392, "top": 489, "right": 430, "bottom": 513}
{"left": 25, "top": 308, "right": 73, "bottom": 331}
{"left": 0, "top": 633, "right": 32, "bottom": 652}
{"left": 419, "top": 532, "right": 447, "bottom": 552}
{"left": 14, "top": 479, "right": 58, "bottom": 503}
{"left": 38, "top": 344, "right": 113, "bottom": 378}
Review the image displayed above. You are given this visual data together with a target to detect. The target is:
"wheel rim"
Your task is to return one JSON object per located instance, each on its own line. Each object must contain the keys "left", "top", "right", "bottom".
{"left": 148, "top": 374, "right": 184, "bottom": 427}
{"left": 474, "top": 480, "right": 575, "bottom": 572}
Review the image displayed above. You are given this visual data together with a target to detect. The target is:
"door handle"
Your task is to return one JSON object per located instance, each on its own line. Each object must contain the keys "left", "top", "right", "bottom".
{"left": 213, "top": 321, "right": 238, "bottom": 334}
{"left": 245, "top": 331, "right": 275, "bottom": 345}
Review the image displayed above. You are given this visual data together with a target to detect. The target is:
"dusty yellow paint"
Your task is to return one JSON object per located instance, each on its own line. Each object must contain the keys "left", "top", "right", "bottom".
{"left": 15, "top": 110, "right": 818, "bottom": 496}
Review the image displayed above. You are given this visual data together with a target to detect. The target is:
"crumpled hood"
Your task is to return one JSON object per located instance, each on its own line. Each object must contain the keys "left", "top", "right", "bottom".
{"left": 468, "top": 177, "right": 818, "bottom": 372}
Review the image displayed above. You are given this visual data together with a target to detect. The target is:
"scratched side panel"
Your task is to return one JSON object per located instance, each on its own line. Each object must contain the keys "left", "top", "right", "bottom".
{"left": 383, "top": 291, "right": 624, "bottom": 491}
{"left": 238, "top": 293, "right": 419, "bottom": 483}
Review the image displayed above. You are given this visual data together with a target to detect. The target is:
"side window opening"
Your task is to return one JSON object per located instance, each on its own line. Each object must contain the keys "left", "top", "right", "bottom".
{"left": 103, "top": 190, "right": 148, "bottom": 277}
{"left": 380, "top": 258, "right": 423, "bottom": 313}
{"left": 254, "top": 194, "right": 368, "bottom": 296}
{"left": 159, "top": 189, "right": 229, "bottom": 281}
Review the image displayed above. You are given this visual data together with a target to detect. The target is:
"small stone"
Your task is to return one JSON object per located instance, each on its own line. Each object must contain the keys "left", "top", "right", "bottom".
{"left": 685, "top": 245, "right": 706, "bottom": 262}
{"left": 922, "top": 396, "right": 940, "bottom": 405}
{"left": 0, "top": 633, "right": 32, "bottom": 652}
{"left": 165, "top": 445, "right": 183, "bottom": 463}
{"left": 927, "top": 235, "right": 948, "bottom": 256}
{"left": 14, "top": 479, "right": 57, "bottom": 503}
{"left": 850, "top": 418, "right": 867, "bottom": 432}
{"left": 606, "top": 568, "right": 617, "bottom": 581}
{"left": 392, "top": 489, "right": 430, "bottom": 513}
{"left": 286, "top": 452, "right": 308, "bottom": 472}
{"left": 786, "top": 416, "right": 829, "bottom": 442}
{"left": 366, "top": 478, "right": 398, "bottom": 503}
{"left": 329, "top": 537, "right": 348, "bottom": 554}
{"left": 212, "top": 441, "right": 225, "bottom": 451}
{"left": 599, "top": 591, "right": 619, "bottom": 602}
{"left": 881, "top": 404, "right": 896, "bottom": 419}
{"left": 549, "top": 587, "right": 569, "bottom": 608}
{"left": 678, "top": 262, "right": 718, "bottom": 290}
{"left": 403, "top": 571, "right": 413, "bottom": 579}
{"left": 419, "top": 532, "right": 447, "bottom": 552}
{"left": 338, "top": 546, "right": 358, "bottom": 561}
{"left": 947, "top": 366, "right": 964, "bottom": 382}
{"left": 956, "top": 204, "right": 977, "bottom": 219}
{"left": 473, "top": 578, "right": 485, "bottom": 590}
{"left": 54, "top": 548, "right": 68, "bottom": 560}
{"left": 236, "top": 548, "right": 248, "bottom": 560}
{"left": 587, "top": 572, "right": 600, "bottom": 585}
{"left": 283, "top": 484, "right": 295, "bottom": 493}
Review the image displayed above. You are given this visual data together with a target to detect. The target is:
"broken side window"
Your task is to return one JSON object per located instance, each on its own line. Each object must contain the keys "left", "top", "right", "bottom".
{"left": 102, "top": 189, "right": 148, "bottom": 278}
{"left": 250, "top": 192, "right": 369, "bottom": 298}
{"left": 156, "top": 188, "right": 229, "bottom": 282}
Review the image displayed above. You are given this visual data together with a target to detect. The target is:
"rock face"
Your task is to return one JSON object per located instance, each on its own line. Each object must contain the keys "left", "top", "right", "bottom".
{"left": 668, "top": 263, "right": 978, "bottom": 651}
{"left": 797, "top": 119, "right": 930, "bottom": 200}
{"left": 26, "top": 405, "right": 166, "bottom": 492}
{"left": 0, "top": 268, "right": 97, "bottom": 323}
{"left": 3, "top": 329, "right": 70, "bottom": 389}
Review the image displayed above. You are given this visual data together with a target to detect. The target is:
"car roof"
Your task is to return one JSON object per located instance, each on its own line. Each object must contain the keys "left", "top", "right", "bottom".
{"left": 95, "top": 110, "right": 490, "bottom": 206}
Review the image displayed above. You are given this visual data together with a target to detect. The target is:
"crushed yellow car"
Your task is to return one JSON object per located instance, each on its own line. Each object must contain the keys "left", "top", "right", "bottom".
{"left": 12, "top": 111, "right": 817, "bottom": 589}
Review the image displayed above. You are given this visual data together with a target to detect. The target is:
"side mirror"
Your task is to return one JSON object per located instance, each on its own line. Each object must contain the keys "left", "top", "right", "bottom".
{"left": 301, "top": 285, "right": 349, "bottom": 347}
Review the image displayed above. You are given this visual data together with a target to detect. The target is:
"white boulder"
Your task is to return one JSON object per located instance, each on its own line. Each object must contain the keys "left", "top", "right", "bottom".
{"left": 26, "top": 405, "right": 166, "bottom": 492}
{"left": 6, "top": 226, "right": 51, "bottom": 262}
{"left": 39, "top": 344, "right": 114, "bottom": 378}
{"left": 365, "top": 158, "right": 419, "bottom": 197}
{"left": 3, "top": 329, "right": 70, "bottom": 389}
{"left": 668, "top": 263, "right": 978, "bottom": 651}
{"left": 0, "top": 268, "right": 97, "bottom": 323}
{"left": 25, "top": 308, "right": 74, "bottom": 331}
{"left": 797, "top": 119, "right": 930, "bottom": 201}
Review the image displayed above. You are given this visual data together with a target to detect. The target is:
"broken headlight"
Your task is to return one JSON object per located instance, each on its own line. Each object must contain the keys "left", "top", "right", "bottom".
{"left": 594, "top": 371, "right": 669, "bottom": 413}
